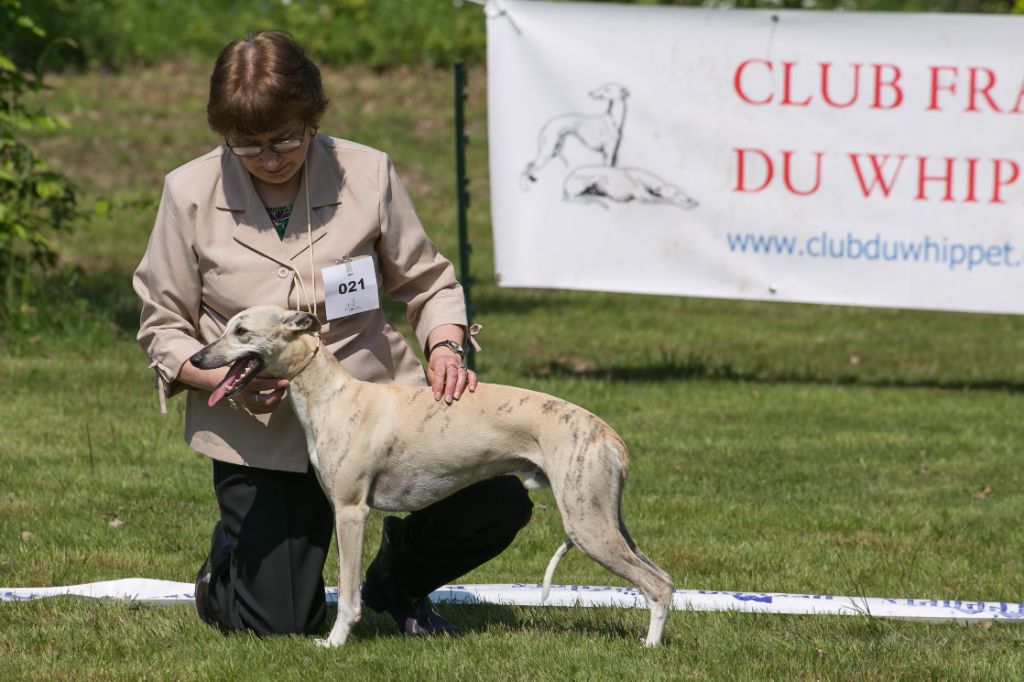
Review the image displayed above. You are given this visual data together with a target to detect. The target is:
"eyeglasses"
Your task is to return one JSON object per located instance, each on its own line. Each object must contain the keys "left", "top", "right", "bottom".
{"left": 225, "top": 128, "right": 307, "bottom": 158}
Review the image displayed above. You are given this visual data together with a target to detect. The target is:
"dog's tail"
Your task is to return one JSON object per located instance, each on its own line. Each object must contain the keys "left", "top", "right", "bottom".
{"left": 541, "top": 539, "right": 575, "bottom": 602}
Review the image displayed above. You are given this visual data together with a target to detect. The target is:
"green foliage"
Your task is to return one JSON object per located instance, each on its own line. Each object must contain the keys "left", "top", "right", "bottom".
{"left": 5, "top": 0, "right": 487, "bottom": 70}
{"left": 0, "top": 0, "right": 79, "bottom": 328}
{"left": 12, "top": 0, "right": 1015, "bottom": 73}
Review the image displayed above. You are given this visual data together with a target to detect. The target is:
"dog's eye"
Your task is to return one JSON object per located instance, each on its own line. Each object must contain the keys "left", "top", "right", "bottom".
{"left": 235, "top": 327, "right": 248, "bottom": 337}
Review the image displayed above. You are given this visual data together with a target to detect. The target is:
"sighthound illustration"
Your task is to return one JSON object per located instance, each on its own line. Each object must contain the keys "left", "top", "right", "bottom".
{"left": 564, "top": 165, "right": 699, "bottom": 210}
{"left": 520, "top": 82, "right": 698, "bottom": 211}
{"left": 522, "top": 82, "right": 630, "bottom": 186}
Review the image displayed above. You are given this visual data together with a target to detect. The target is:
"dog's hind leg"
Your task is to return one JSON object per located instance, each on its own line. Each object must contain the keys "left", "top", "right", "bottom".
{"left": 552, "top": 446, "right": 673, "bottom": 646}
{"left": 560, "top": 503, "right": 673, "bottom": 646}
{"left": 615, "top": 519, "right": 673, "bottom": 646}
{"left": 316, "top": 502, "right": 370, "bottom": 648}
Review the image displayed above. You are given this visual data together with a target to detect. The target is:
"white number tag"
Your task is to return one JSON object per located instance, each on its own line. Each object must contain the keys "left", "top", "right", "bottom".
{"left": 322, "top": 256, "right": 380, "bottom": 320}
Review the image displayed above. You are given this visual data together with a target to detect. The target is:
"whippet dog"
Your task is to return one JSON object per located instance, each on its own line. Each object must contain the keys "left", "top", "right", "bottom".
{"left": 522, "top": 82, "right": 630, "bottom": 186}
{"left": 563, "top": 165, "right": 700, "bottom": 210}
{"left": 191, "top": 305, "right": 673, "bottom": 648}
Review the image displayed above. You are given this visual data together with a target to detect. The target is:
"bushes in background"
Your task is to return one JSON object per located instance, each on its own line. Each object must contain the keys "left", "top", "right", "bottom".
{"left": 1, "top": 0, "right": 1018, "bottom": 72}
{"left": 0, "top": 0, "right": 79, "bottom": 329}
{"left": 1, "top": 0, "right": 486, "bottom": 70}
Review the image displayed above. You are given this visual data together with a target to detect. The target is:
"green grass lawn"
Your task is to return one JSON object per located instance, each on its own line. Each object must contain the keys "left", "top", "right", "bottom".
{"left": 1, "top": 61, "right": 1023, "bottom": 680}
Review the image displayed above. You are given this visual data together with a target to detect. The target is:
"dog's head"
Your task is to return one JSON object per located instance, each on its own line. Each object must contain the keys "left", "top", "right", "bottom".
{"left": 190, "top": 305, "right": 321, "bottom": 407}
{"left": 588, "top": 82, "right": 629, "bottom": 102}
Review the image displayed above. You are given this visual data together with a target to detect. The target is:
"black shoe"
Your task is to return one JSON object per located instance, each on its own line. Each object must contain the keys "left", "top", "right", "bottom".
{"left": 362, "top": 516, "right": 462, "bottom": 636}
{"left": 398, "top": 596, "right": 462, "bottom": 636}
{"left": 362, "top": 581, "right": 462, "bottom": 636}
{"left": 194, "top": 557, "right": 215, "bottom": 625}
{"left": 194, "top": 521, "right": 230, "bottom": 628}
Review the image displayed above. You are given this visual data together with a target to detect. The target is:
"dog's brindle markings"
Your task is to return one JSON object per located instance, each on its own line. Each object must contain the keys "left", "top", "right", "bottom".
{"left": 191, "top": 305, "right": 673, "bottom": 647}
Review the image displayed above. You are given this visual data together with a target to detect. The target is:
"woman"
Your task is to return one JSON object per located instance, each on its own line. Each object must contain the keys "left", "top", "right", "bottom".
{"left": 133, "top": 31, "right": 532, "bottom": 637}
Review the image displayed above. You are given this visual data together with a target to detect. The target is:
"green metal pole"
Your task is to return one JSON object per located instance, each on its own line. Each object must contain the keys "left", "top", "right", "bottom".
{"left": 454, "top": 61, "right": 475, "bottom": 370}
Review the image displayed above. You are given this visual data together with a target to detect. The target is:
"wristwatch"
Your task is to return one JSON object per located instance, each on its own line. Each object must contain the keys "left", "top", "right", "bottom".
{"left": 428, "top": 339, "right": 465, "bottom": 358}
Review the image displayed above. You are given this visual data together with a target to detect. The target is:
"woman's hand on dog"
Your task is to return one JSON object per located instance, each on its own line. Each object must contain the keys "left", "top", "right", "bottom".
{"left": 429, "top": 348, "right": 477, "bottom": 404}
{"left": 426, "top": 324, "right": 478, "bottom": 404}
{"left": 235, "top": 375, "right": 290, "bottom": 414}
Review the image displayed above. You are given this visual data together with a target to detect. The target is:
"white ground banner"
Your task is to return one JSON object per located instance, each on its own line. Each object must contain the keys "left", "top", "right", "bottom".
{"left": 486, "top": 1, "right": 1024, "bottom": 314}
{"left": 4, "top": 579, "right": 1023, "bottom": 623}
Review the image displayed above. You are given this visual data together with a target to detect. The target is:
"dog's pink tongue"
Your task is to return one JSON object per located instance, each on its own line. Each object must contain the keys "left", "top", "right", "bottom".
{"left": 208, "top": 358, "right": 250, "bottom": 407}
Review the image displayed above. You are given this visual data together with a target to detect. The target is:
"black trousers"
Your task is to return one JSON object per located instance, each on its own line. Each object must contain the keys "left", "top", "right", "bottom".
{"left": 203, "top": 460, "right": 533, "bottom": 636}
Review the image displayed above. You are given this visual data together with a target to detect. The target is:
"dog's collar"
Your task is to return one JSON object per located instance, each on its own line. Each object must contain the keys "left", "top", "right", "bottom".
{"left": 288, "top": 335, "right": 321, "bottom": 379}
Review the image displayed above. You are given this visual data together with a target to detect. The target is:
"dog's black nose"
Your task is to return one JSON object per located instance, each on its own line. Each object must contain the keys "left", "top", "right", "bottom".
{"left": 190, "top": 351, "right": 205, "bottom": 367}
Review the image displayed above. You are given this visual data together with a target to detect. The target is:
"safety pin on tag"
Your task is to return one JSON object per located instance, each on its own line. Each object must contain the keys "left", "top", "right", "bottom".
{"left": 340, "top": 256, "right": 354, "bottom": 276}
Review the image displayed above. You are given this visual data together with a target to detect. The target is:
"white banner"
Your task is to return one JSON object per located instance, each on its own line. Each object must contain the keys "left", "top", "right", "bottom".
{"left": 5, "top": 579, "right": 1024, "bottom": 622}
{"left": 486, "top": 1, "right": 1024, "bottom": 314}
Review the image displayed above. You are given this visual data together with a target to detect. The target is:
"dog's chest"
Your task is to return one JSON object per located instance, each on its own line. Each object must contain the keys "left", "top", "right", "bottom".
{"left": 288, "top": 391, "right": 324, "bottom": 472}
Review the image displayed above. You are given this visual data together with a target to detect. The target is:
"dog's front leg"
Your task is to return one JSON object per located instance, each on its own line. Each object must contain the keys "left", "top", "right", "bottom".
{"left": 316, "top": 502, "right": 369, "bottom": 648}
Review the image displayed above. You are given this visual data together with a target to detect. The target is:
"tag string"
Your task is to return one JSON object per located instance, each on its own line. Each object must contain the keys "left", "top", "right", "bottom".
{"left": 289, "top": 159, "right": 318, "bottom": 317}
{"left": 306, "top": 160, "right": 317, "bottom": 317}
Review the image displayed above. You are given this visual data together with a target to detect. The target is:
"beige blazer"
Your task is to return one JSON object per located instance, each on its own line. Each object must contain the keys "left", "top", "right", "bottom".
{"left": 133, "top": 135, "right": 468, "bottom": 472}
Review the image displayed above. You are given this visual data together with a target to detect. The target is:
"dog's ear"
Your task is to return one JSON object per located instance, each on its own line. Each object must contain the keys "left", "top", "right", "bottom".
{"left": 283, "top": 311, "right": 322, "bottom": 335}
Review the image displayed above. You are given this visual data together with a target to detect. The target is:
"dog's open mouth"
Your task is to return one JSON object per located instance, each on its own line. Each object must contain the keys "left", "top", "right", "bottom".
{"left": 208, "top": 355, "right": 264, "bottom": 407}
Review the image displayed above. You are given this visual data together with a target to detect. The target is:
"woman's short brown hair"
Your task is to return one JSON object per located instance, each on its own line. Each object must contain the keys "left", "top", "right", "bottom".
{"left": 207, "top": 31, "right": 329, "bottom": 138}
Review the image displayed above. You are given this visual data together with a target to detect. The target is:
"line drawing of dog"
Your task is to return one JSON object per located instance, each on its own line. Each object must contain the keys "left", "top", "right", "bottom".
{"left": 521, "top": 82, "right": 630, "bottom": 188}
{"left": 191, "top": 305, "right": 674, "bottom": 648}
{"left": 563, "top": 165, "right": 700, "bottom": 210}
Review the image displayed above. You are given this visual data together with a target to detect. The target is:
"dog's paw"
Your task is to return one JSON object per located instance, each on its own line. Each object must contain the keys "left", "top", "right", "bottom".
{"left": 314, "top": 633, "right": 350, "bottom": 648}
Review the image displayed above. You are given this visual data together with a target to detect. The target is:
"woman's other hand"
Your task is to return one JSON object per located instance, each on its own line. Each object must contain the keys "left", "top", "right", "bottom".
{"left": 178, "top": 361, "right": 289, "bottom": 414}
{"left": 234, "top": 374, "right": 290, "bottom": 414}
{"left": 428, "top": 347, "right": 477, "bottom": 404}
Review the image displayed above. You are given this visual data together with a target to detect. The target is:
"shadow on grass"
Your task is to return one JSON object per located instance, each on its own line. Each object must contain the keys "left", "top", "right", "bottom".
{"left": 513, "top": 605, "right": 647, "bottom": 643}
{"left": 330, "top": 602, "right": 521, "bottom": 640}
{"left": 344, "top": 603, "right": 649, "bottom": 644}
{"left": 526, "top": 355, "right": 1024, "bottom": 394}
{"left": 40, "top": 267, "right": 1024, "bottom": 394}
